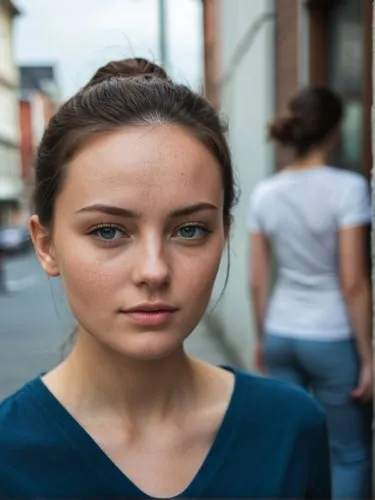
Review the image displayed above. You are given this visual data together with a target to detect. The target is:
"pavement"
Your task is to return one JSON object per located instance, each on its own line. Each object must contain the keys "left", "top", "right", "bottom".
{"left": 0, "top": 251, "right": 75, "bottom": 400}
{"left": 0, "top": 250, "right": 235, "bottom": 401}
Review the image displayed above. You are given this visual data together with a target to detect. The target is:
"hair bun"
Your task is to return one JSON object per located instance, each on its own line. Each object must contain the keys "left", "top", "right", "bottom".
{"left": 86, "top": 57, "right": 169, "bottom": 87}
{"left": 268, "top": 115, "right": 307, "bottom": 144}
{"left": 268, "top": 86, "right": 343, "bottom": 155}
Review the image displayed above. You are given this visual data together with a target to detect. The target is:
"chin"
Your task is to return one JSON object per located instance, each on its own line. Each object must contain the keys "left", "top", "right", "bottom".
{"left": 107, "top": 332, "right": 185, "bottom": 361}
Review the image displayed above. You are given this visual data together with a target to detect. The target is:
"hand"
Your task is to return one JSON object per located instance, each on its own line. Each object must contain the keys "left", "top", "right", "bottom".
{"left": 351, "top": 362, "right": 373, "bottom": 402}
{"left": 254, "top": 340, "right": 266, "bottom": 374}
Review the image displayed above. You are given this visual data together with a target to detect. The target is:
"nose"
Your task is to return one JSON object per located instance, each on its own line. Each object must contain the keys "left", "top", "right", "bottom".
{"left": 133, "top": 236, "right": 170, "bottom": 290}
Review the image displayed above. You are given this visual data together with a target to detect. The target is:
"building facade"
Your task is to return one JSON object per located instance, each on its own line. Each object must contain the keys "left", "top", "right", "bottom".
{"left": 201, "top": 0, "right": 372, "bottom": 368}
{"left": 0, "top": 0, "right": 21, "bottom": 226}
{"left": 274, "top": 0, "right": 372, "bottom": 175}
{"left": 18, "top": 65, "right": 60, "bottom": 216}
{"left": 203, "top": 0, "right": 372, "bottom": 175}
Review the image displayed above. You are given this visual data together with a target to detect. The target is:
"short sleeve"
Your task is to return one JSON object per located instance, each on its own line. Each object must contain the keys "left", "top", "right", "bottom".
{"left": 337, "top": 175, "right": 371, "bottom": 228}
{"left": 246, "top": 188, "right": 264, "bottom": 233}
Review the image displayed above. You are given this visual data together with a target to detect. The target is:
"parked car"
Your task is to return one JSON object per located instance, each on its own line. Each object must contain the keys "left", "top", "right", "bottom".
{"left": 0, "top": 225, "right": 32, "bottom": 257}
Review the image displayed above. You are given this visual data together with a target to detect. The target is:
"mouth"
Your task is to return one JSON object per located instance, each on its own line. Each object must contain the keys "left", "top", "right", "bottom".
{"left": 120, "top": 304, "right": 179, "bottom": 326}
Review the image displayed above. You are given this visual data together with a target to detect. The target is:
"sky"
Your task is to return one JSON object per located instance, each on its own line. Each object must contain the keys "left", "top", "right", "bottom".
{"left": 13, "top": 0, "right": 204, "bottom": 100}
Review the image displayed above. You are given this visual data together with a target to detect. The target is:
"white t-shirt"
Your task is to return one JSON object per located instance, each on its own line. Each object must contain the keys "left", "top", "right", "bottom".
{"left": 247, "top": 166, "right": 372, "bottom": 340}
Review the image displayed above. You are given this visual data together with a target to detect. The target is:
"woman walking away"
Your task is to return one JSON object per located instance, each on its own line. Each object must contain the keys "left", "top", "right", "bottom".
{"left": 248, "top": 85, "right": 372, "bottom": 499}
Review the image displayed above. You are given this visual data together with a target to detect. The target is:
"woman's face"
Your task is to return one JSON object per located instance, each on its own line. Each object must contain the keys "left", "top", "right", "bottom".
{"left": 32, "top": 124, "right": 226, "bottom": 360}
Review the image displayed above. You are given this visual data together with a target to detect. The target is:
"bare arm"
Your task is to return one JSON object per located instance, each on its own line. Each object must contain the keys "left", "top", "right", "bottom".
{"left": 339, "top": 225, "right": 372, "bottom": 400}
{"left": 249, "top": 233, "right": 271, "bottom": 341}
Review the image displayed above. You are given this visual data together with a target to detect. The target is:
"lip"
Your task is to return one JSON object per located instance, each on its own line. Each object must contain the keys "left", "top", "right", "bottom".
{"left": 120, "top": 303, "right": 178, "bottom": 326}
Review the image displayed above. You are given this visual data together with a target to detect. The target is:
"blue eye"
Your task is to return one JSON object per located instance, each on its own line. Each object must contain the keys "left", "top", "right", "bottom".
{"left": 176, "top": 225, "right": 209, "bottom": 239}
{"left": 90, "top": 225, "right": 125, "bottom": 242}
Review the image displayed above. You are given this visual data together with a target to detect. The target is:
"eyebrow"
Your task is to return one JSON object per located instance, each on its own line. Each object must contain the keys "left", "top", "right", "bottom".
{"left": 75, "top": 202, "right": 219, "bottom": 218}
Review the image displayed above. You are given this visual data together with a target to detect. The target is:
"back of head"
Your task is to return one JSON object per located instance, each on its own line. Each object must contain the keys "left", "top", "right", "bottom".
{"left": 268, "top": 86, "right": 343, "bottom": 156}
{"left": 34, "top": 57, "right": 235, "bottom": 230}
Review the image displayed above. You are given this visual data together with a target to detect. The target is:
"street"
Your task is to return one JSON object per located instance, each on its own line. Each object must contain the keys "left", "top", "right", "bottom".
{"left": 0, "top": 249, "right": 233, "bottom": 401}
{"left": 0, "top": 250, "right": 75, "bottom": 400}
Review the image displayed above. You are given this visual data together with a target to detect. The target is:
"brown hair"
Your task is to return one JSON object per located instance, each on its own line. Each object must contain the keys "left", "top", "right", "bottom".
{"left": 268, "top": 85, "right": 343, "bottom": 156}
{"left": 34, "top": 57, "right": 237, "bottom": 229}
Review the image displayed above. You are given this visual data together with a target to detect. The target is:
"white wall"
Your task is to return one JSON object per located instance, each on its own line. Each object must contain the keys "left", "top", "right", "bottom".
{"left": 0, "top": 84, "right": 18, "bottom": 142}
{"left": 31, "top": 93, "right": 48, "bottom": 146}
{"left": 0, "top": 3, "right": 19, "bottom": 144}
{"left": 0, "top": 144, "right": 21, "bottom": 200}
{"left": 0, "top": 4, "right": 18, "bottom": 84}
{"left": 0, "top": 3, "right": 21, "bottom": 210}
{"left": 205, "top": 0, "right": 276, "bottom": 369}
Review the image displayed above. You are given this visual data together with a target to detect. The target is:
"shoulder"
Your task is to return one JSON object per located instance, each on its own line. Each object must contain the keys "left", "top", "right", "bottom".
{"left": 0, "top": 378, "right": 64, "bottom": 495}
{"left": 327, "top": 169, "right": 371, "bottom": 225}
{"left": 0, "top": 383, "right": 30, "bottom": 421}
{"left": 0, "top": 378, "right": 42, "bottom": 442}
{"left": 233, "top": 369, "right": 326, "bottom": 433}
{"left": 249, "top": 175, "right": 285, "bottom": 212}
{"left": 326, "top": 166, "right": 368, "bottom": 191}
{"left": 251, "top": 175, "right": 283, "bottom": 199}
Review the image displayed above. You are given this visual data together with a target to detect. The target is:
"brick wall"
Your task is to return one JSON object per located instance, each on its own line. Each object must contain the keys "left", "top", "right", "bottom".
{"left": 19, "top": 100, "right": 32, "bottom": 179}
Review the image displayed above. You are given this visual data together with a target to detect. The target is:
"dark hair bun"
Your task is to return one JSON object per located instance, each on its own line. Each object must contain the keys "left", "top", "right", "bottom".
{"left": 268, "top": 86, "right": 343, "bottom": 155}
{"left": 268, "top": 115, "right": 306, "bottom": 144}
{"left": 86, "top": 57, "right": 169, "bottom": 88}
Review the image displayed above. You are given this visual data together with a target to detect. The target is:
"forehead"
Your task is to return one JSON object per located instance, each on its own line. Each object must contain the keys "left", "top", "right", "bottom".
{"left": 60, "top": 124, "right": 223, "bottom": 212}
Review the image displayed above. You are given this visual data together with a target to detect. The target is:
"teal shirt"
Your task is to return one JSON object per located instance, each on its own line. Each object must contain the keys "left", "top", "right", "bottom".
{"left": 0, "top": 367, "right": 331, "bottom": 498}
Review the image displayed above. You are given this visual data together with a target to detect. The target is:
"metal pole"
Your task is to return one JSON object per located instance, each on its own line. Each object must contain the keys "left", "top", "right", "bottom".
{"left": 158, "top": 0, "right": 168, "bottom": 69}
{"left": 372, "top": 2, "right": 375, "bottom": 495}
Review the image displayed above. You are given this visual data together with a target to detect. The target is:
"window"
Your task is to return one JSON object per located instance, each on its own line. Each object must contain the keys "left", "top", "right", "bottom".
{"left": 308, "top": 0, "right": 372, "bottom": 176}
{"left": 327, "top": 0, "right": 364, "bottom": 170}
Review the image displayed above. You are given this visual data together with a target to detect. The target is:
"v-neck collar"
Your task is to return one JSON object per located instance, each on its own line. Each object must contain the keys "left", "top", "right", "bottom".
{"left": 26, "top": 366, "right": 247, "bottom": 498}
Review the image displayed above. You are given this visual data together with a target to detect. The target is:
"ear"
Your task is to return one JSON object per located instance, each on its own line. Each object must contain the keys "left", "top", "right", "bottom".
{"left": 29, "top": 215, "right": 60, "bottom": 277}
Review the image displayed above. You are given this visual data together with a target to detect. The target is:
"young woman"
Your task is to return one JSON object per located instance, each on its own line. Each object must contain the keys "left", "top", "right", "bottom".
{"left": 248, "top": 85, "right": 372, "bottom": 499}
{"left": 0, "top": 59, "right": 330, "bottom": 498}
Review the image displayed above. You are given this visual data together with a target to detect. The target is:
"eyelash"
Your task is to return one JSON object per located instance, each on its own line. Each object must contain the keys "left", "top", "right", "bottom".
{"left": 88, "top": 224, "right": 127, "bottom": 242}
{"left": 173, "top": 224, "right": 211, "bottom": 240}
{"left": 88, "top": 223, "right": 212, "bottom": 244}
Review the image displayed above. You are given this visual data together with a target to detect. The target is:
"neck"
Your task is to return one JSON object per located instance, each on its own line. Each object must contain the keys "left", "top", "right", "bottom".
{"left": 289, "top": 149, "right": 327, "bottom": 170}
{"left": 45, "top": 327, "right": 195, "bottom": 424}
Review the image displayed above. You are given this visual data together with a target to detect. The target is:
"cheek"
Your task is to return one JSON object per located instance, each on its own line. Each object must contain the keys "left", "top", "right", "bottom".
{"left": 178, "top": 239, "right": 224, "bottom": 302}
{"left": 55, "top": 242, "right": 125, "bottom": 313}
{"left": 60, "top": 264, "right": 112, "bottom": 320}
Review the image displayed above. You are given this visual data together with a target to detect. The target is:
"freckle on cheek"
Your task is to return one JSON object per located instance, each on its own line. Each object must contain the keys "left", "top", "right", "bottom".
{"left": 65, "top": 265, "right": 109, "bottom": 295}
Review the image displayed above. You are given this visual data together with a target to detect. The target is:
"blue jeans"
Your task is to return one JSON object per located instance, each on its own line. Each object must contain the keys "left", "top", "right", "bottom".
{"left": 264, "top": 333, "right": 372, "bottom": 499}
